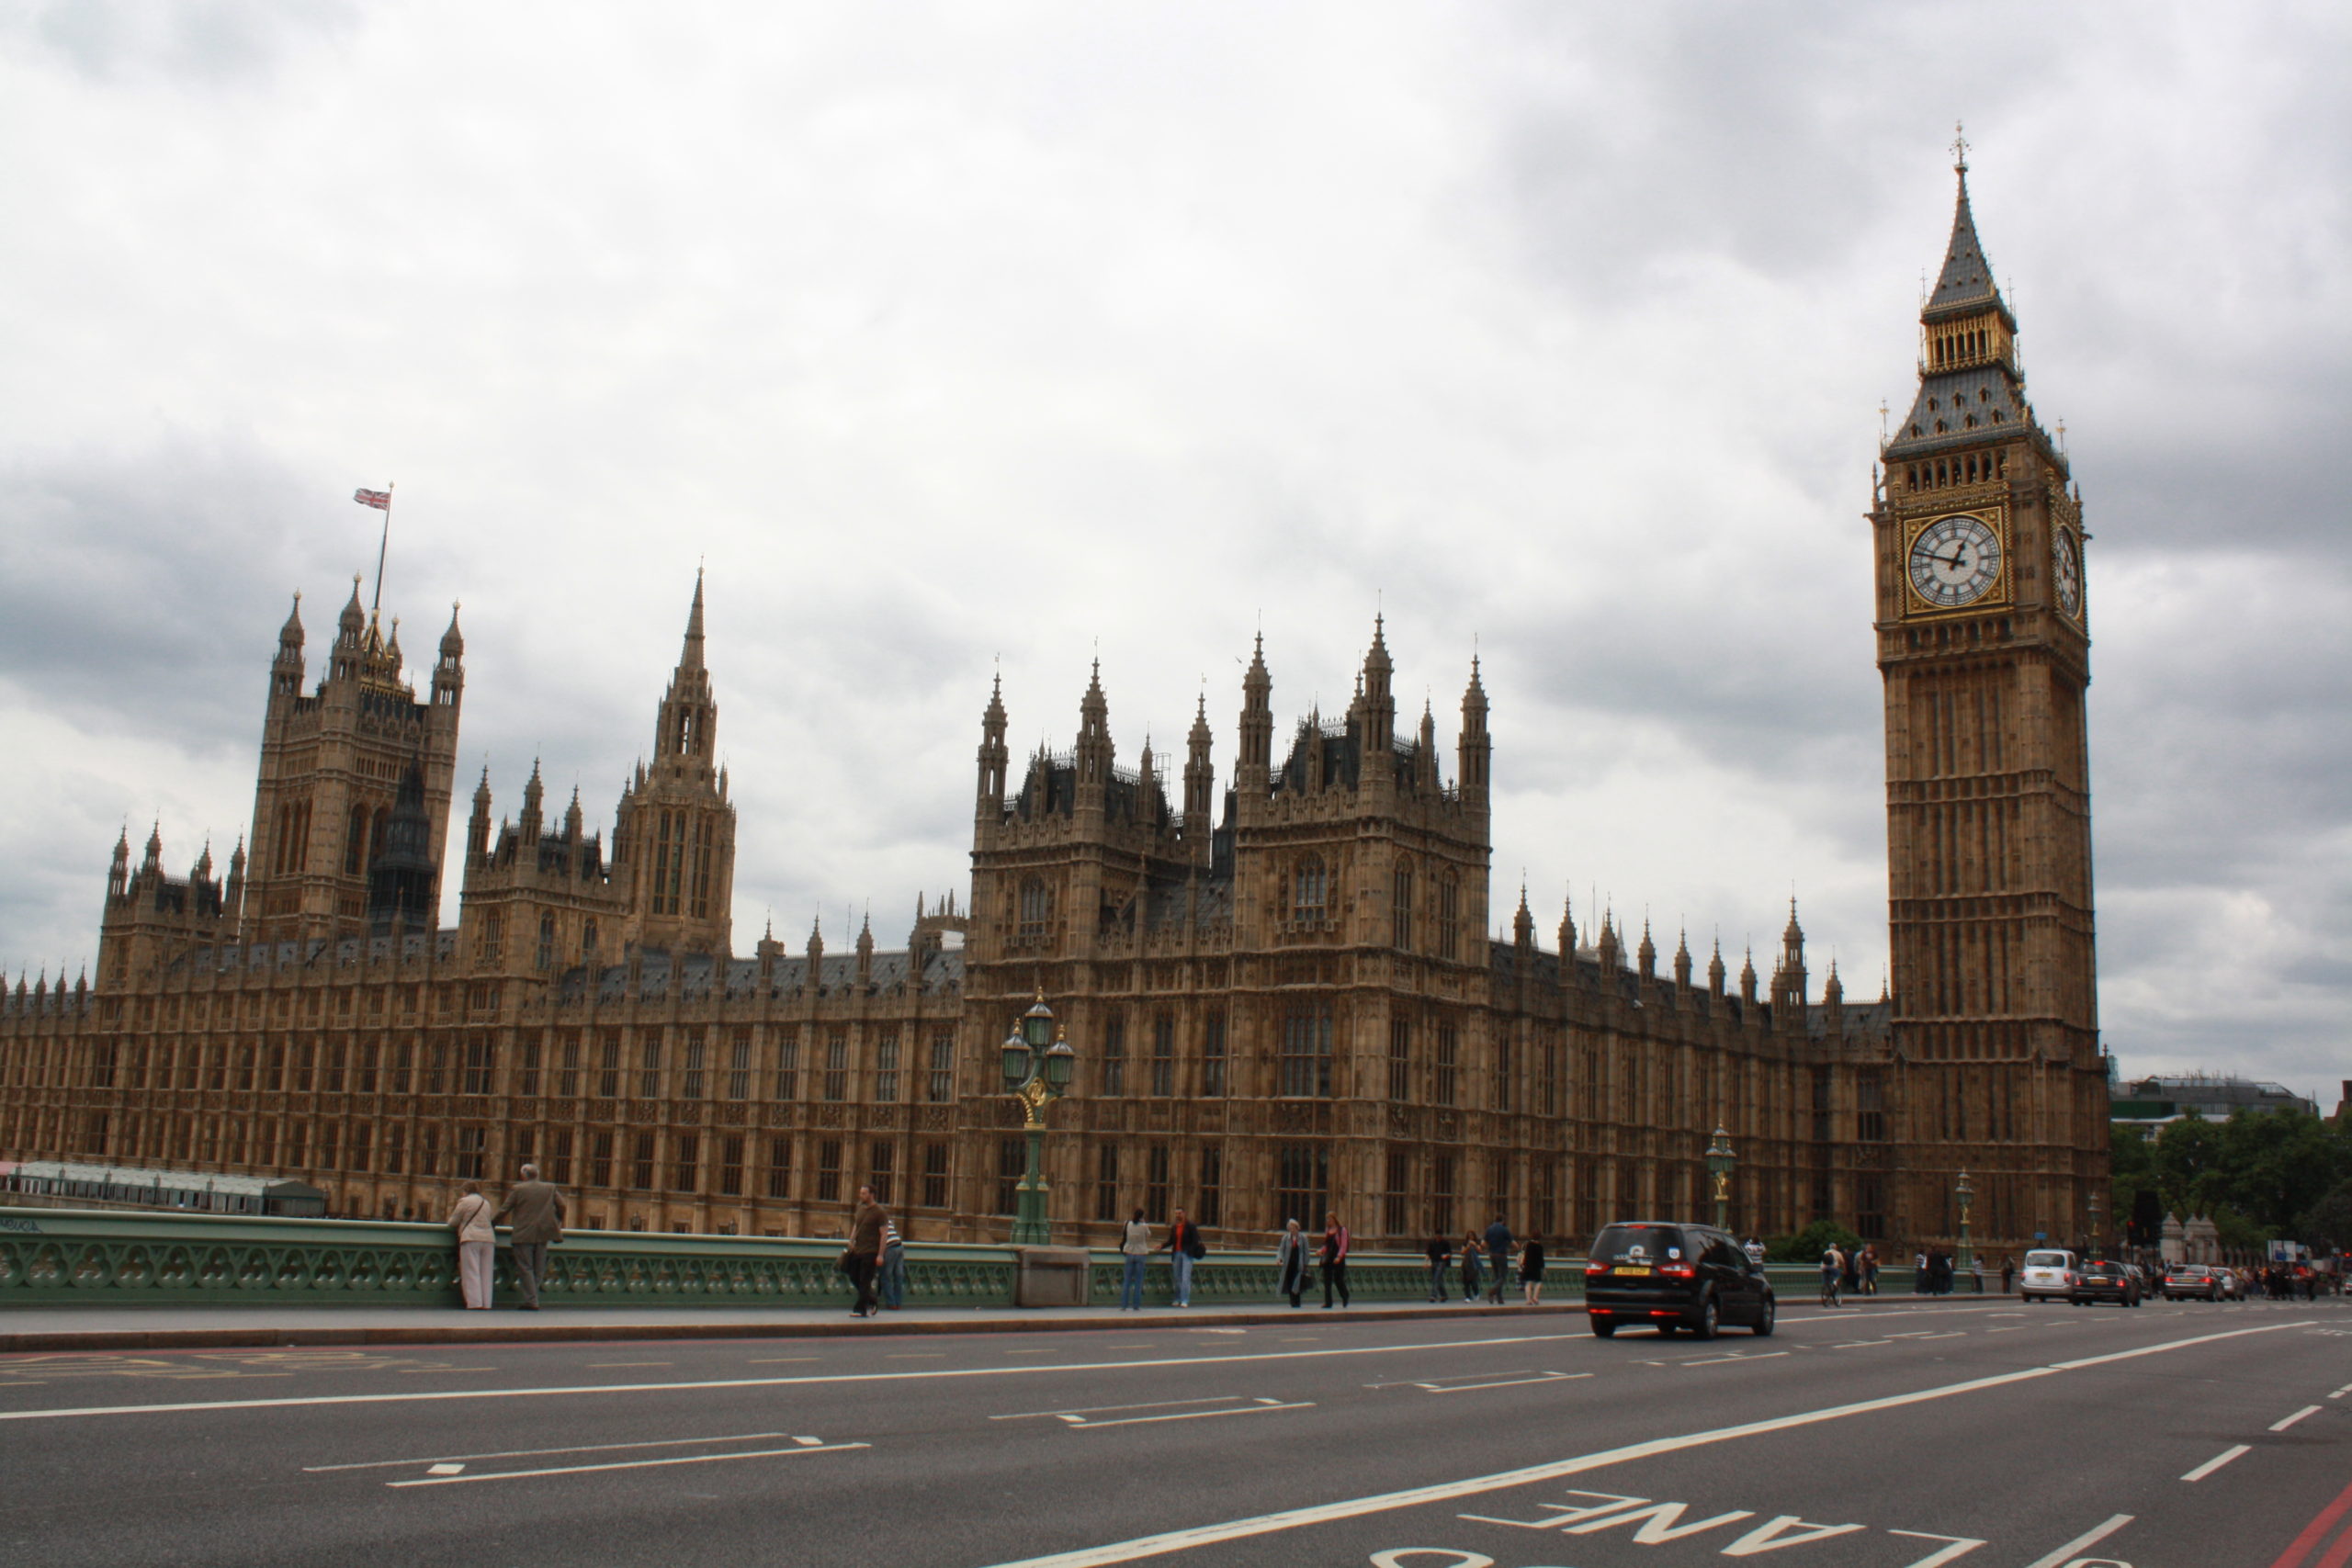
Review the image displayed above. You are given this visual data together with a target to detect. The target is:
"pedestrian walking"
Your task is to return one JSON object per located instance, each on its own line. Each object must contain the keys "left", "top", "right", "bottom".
{"left": 1913, "top": 1250, "right": 1928, "bottom": 1295}
{"left": 1120, "top": 1209, "right": 1151, "bottom": 1310}
{"left": 1483, "top": 1214, "right": 1513, "bottom": 1305}
{"left": 1275, "top": 1219, "right": 1309, "bottom": 1308}
{"left": 492, "top": 1161, "right": 565, "bottom": 1312}
{"left": 846, "top": 1184, "right": 888, "bottom": 1318}
{"left": 878, "top": 1216, "right": 908, "bottom": 1310}
{"left": 1860, "top": 1244, "right": 1880, "bottom": 1297}
{"left": 1519, "top": 1235, "right": 1547, "bottom": 1305}
{"left": 1820, "top": 1243, "right": 1845, "bottom": 1307}
{"left": 1162, "top": 1208, "right": 1206, "bottom": 1306}
{"left": 1320, "top": 1212, "right": 1351, "bottom": 1308}
{"left": 1424, "top": 1234, "right": 1453, "bottom": 1302}
{"left": 1841, "top": 1246, "right": 1861, "bottom": 1298}
{"left": 1999, "top": 1254, "right": 2014, "bottom": 1294}
{"left": 1460, "top": 1230, "right": 1485, "bottom": 1302}
{"left": 448, "top": 1181, "right": 494, "bottom": 1310}
{"left": 1969, "top": 1255, "right": 1984, "bottom": 1294}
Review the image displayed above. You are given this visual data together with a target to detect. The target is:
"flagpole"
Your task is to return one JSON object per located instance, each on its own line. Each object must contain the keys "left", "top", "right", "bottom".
{"left": 370, "top": 481, "right": 394, "bottom": 616}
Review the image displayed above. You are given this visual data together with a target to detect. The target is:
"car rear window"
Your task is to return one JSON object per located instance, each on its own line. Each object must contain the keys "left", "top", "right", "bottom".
{"left": 1590, "top": 1224, "right": 1685, "bottom": 1263}
{"left": 2024, "top": 1251, "right": 2070, "bottom": 1268}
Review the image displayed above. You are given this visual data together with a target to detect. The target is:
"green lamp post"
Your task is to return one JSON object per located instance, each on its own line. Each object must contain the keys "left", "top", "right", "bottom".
{"left": 1001, "top": 994, "right": 1077, "bottom": 1246}
{"left": 1704, "top": 1125, "right": 1736, "bottom": 1234}
{"left": 1955, "top": 1169, "right": 1974, "bottom": 1276}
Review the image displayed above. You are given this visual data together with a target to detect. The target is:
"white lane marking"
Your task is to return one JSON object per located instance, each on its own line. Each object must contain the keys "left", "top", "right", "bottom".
{"left": 2021, "top": 1513, "right": 2132, "bottom": 1568}
{"left": 995, "top": 1396, "right": 1251, "bottom": 1421}
{"left": 306, "top": 1430, "right": 797, "bottom": 1472}
{"left": 424, "top": 1462, "right": 464, "bottom": 1476}
{"left": 1829, "top": 1340, "right": 1892, "bottom": 1348}
{"left": 385, "top": 1440, "right": 867, "bottom": 1487}
{"left": 2181, "top": 1445, "right": 2251, "bottom": 1482}
{"left": 1886, "top": 1528, "right": 1986, "bottom": 1566}
{"left": 978, "top": 1323, "right": 2308, "bottom": 1568}
{"left": 1680, "top": 1352, "right": 1788, "bottom": 1367}
{"left": 1060, "top": 1401, "right": 1314, "bottom": 1430}
{"left": 2274, "top": 1404, "right": 2323, "bottom": 1430}
{"left": 1422, "top": 1373, "right": 1592, "bottom": 1393}
{"left": 584, "top": 1361, "right": 671, "bottom": 1369}
{"left": 0, "top": 1332, "right": 1586, "bottom": 1425}
{"left": 2331, "top": 1382, "right": 2352, "bottom": 1399}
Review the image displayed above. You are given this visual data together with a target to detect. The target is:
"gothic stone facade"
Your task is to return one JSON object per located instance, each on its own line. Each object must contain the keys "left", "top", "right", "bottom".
{"left": 0, "top": 167, "right": 2109, "bottom": 1254}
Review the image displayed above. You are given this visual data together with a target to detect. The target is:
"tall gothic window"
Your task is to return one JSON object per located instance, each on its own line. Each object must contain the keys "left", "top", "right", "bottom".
{"left": 1279, "top": 1004, "right": 1333, "bottom": 1098}
{"left": 1392, "top": 865, "right": 1414, "bottom": 948}
{"left": 1149, "top": 1016, "right": 1175, "bottom": 1097}
{"left": 1292, "top": 857, "right": 1328, "bottom": 921}
{"left": 1387, "top": 1015, "right": 1411, "bottom": 1100}
{"left": 689, "top": 818, "right": 714, "bottom": 919}
{"left": 1201, "top": 1013, "right": 1227, "bottom": 1097}
{"left": 1437, "top": 876, "right": 1460, "bottom": 961}
{"left": 653, "top": 810, "right": 684, "bottom": 917}
{"left": 1018, "top": 878, "right": 1052, "bottom": 942}
{"left": 1275, "top": 1143, "right": 1329, "bottom": 1230}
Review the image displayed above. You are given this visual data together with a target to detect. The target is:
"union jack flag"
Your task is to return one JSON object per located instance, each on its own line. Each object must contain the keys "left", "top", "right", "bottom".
{"left": 353, "top": 488, "right": 391, "bottom": 510}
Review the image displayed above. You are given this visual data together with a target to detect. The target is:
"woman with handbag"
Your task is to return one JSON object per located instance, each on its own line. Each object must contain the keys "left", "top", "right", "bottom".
{"left": 448, "top": 1182, "right": 494, "bottom": 1310}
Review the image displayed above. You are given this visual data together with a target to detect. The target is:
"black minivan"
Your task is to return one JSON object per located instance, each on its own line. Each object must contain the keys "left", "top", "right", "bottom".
{"left": 1583, "top": 1220, "right": 1775, "bottom": 1338}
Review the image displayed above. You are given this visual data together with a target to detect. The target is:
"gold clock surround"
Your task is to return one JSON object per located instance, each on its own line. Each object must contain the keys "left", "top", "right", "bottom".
{"left": 1901, "top": 505, "right": 2012, "bottom": 617}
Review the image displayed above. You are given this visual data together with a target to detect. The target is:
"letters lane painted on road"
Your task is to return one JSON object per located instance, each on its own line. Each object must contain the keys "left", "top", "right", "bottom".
{"left": 980, "top": 1321, "right": 2310, "bottom": 1568}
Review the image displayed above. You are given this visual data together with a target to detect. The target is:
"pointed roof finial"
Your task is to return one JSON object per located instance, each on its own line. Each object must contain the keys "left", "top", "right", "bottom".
{"left": 680, "top": 569, "right": 707, "bottom": 667}
{"left": 1951, "top": 119, "right": 1969, "bottom": 176}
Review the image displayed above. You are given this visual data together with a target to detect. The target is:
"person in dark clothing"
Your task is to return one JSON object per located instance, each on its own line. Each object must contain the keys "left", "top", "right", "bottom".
{"left": 846, "top": 1185, "right": 888, "bottom": 1318}
{"left": 1161, "top": 1208, "right": 1207, "bottom": 1306}
{"left": 1320, "top": 1213, "right": 1351, "bottom": 1308}
{"left": 493, "top": 1162, "right": 566, "bottom": 1312}
{"left": 1275, "top": 1219, "right": 1309, "bottom": 1308}
{"left": 1460, "top": 1231, "right": 1485, "bottom": 1301}
{"left": 1484, "top": 1216, "right": 1513, "bottom": 1305}
{"left": 1519, "top": 1235, "right": 1547, "bottom": 1305}
{"left": 1424, "top": 1235, "right": 1452, "bottom": 1303}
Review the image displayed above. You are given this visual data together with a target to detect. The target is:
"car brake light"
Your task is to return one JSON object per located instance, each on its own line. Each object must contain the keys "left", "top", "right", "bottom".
{"left": 1586, "top": 1261, "right": 1608, "bottom": 1275}
{"left": 1660, "top": 1263, "right": 1695, "bottom": 1280}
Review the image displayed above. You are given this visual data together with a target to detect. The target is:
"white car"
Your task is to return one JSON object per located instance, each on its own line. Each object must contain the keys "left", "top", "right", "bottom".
{"left": 2019, "top": 1247, "right": 2078, "bottom": 1303}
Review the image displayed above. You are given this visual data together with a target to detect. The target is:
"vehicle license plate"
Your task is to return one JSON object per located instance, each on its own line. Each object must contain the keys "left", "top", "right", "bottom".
{"left": 1613, "top": 1266, "right": 1653, "bottom": 1277}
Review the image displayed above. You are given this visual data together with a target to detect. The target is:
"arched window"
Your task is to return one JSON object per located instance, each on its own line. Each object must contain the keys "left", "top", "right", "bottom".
{"left": 1018, "top": 878, "right": 1053, "bottom": 941}
{"left": 1292, "top": 857, "right": 1328, "bottom": 921}
{"left": 345, "top": 804, "right": 369, "bottom": 874}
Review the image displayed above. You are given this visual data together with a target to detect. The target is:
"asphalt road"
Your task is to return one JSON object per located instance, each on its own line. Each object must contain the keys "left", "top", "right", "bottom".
{"left": 0, "top": 1296, "right": 2345, "bottom": 1567}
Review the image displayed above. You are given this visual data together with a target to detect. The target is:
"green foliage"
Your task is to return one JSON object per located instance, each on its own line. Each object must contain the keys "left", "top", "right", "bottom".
{"left": 1765, "top": 1219, "right": 1863, "bottom": 1263}
{"left": 2119, "top": 1109, "right": 2352, "bottom": 1245}
{"left": 2298, "top": 1179, "right": 2352, "bottom": 1252}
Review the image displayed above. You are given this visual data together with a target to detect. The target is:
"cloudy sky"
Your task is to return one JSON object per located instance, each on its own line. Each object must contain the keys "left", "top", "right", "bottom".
{"left": 2, "top": 3, "right": 2344, "bottom": 1099}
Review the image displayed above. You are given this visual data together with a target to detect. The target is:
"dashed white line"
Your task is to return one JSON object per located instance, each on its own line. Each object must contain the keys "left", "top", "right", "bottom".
{"left": 2022, "top": 1513, "right": 2133, "bottom": 1568}
{"left": 306, "top": 1429, "right": 797, "bottom": 1472}
{"left": 2181, "top": 1445, "right": 2251, "bottom": 1482}
{"left": 2272, "top": 1404, "right": 2322, "bottom": 1432}
{"left": 384, "top": 1439, "right": 868, "bottom": 1487}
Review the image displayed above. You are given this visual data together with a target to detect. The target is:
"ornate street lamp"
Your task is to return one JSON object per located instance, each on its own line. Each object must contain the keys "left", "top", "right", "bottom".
{"left": 1955, "top": 1169, "right": 1975, "bottom": 1277}
{"left": 1704, "top": 1126, "right": 1736, "bottom": 1234}
{"left": 1001, "top": 994, "right": 1077, "bottom": 1245}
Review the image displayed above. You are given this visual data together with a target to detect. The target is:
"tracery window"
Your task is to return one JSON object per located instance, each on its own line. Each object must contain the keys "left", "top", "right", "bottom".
{"left": 1292, "top": 857, "right": 1328, "bottom": 921}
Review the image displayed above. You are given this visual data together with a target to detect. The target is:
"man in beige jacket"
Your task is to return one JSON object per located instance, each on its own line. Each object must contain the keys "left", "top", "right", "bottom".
{"left": 494, "top": 1163, "right": 567, "bottom": 1312}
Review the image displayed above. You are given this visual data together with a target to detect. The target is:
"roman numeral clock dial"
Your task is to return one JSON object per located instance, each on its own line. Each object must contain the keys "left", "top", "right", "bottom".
{"left": 1906, "top": 513, "right": 2004, "bottom": 609}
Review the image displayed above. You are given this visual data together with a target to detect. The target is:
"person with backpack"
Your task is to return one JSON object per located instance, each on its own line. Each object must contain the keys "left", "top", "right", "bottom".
{"left": 1161, "top": 1207, "right": 1207, "bottom": 1307}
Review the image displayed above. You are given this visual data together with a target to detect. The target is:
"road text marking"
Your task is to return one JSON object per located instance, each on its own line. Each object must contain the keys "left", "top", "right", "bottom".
{"left": 978, "top": 1324, "right": 2305, "bottom": 1568}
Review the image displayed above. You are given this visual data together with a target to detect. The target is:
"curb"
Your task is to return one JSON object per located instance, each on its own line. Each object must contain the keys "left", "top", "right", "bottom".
{"left": 0, "top": 1301, "right": 1591, "bottom": 1353}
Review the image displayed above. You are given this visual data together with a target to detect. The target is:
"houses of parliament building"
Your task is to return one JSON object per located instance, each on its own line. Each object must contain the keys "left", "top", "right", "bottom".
{"left": 0, "top": 161, "right": 2111, "bottom": 1255}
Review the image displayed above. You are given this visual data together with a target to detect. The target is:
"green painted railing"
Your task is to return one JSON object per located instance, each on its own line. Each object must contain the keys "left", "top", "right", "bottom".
{"left": 0, "top": 1208, "right": 1015, "bottom": 1311}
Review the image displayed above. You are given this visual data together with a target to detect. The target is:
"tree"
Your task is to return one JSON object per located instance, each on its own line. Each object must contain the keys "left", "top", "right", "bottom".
{"left": 2297, "top": 1179, "right": 2352, "bottom": 1253}
{"left": 1766, "top": 1220, "right": 1862, "bottom": 1263}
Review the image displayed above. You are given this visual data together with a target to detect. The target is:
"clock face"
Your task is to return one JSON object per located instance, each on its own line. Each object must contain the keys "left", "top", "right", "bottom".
{"left": 2052, "top": 528, "right": 2083, "bottom": 616}
{"left": 1907, "top": 513, "right": 2004, "bottom": 609}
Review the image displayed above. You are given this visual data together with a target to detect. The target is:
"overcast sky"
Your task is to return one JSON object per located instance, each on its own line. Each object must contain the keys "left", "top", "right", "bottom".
{"left": 2, "top": 3, "right": 2345, "bottom": 1100}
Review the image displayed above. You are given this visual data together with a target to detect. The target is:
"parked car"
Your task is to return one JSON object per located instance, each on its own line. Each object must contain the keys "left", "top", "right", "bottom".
{"left": 2162, "top": 1264, "right": 2222, "bottom": 1302}
{"left": 1584, "top": 1221, "right": 1776, "bottom": 1340}
{"left": 2018, "top": 1247, "right": 2078, "bottom": 1303}
{"left": 2071, "top": 1258, "right": 2140, "bottom": 1307}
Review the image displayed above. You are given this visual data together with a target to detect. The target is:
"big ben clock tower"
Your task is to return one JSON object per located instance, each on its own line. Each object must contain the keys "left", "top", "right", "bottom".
{"left": 1873, "top": 138, "right": 2105, "bottom": 1254}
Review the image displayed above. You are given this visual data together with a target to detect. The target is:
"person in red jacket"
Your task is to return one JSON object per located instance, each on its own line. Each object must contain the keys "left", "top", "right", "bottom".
{"left": 1161, "top": 1207, "right": 1208, "bottom": 1306}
